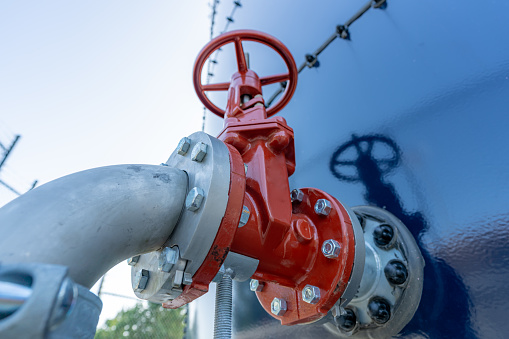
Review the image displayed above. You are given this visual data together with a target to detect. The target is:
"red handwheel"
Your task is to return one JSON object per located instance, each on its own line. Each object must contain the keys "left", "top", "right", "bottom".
{"left": 193, "top": 30, "right": 298, "bottom": 118}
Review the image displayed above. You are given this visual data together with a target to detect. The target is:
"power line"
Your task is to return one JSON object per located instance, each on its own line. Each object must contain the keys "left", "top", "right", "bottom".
{"left": 266, "top": 0, "right": 387, "bottom": 108}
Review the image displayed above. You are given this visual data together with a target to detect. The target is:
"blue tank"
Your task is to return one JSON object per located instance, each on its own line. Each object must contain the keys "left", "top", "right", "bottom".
{"left": 188, "top": 0, "right": 509, "bottom": 338}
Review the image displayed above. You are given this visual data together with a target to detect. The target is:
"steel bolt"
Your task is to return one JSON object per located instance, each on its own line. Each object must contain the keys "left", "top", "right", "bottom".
{"left": 191, "top": 142, "right": 208, "bottom": 162}
{"left": 290, "top": 189, "right": 304, "bottom": 203}
{"left": 186, "top": 187, "right": 205, "bottom": 212}
{"left": 373, "top": 224, "right": 394, "bottom": 248}
{"left": 183, "top": 272, "right": 193, "bottom": 285}
{"left": 127, "top": 255, "right": 140, "bottom": 266}
{"left": 314, "top": 199, "right": 332, "bottom": 216}
{"left": 322, "top": 239, "right": 341, "bottom": 259}
{"left": 133, "top": 269, "right": 149, "bottom": 292}
{"left": 176, "top": 137, "right": 191, "bottom": 155}
{"left": 271, "top": 297, "right": 287, "bottom": 316}
{"left": 250, "top": 279, "right": 264, "bottom": 292}
{"left": 368, "top": 298, "right": 391, "bottom": 324}
{"left": 336, "top": 308, "right": 357, "bottom": 332}
{"left": 158, "top": 247, "right": 179, "bottom": 272}
{"left": 238, "top": 205, "right": 250, "bottom": 227}
{"left": 302, "top": 285, "right": 321, "bottom": 304}
{"left": 384, "top": 260, "right": 408, "bottom": 285}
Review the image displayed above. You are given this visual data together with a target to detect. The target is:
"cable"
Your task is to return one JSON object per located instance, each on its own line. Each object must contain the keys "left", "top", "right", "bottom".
{"left": 266, "top": 0, "right": 387, "bottom": 108}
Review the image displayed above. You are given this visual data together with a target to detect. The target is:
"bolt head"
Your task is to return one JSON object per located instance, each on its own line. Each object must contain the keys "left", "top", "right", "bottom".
{"left": 250, "top": 279, "right": 264, "bottom": 292}
{"left": 322, "top": 239, "right": 341, "bottom": 259}
{"left": 191, "top": 142, "right": 208, "bottom": 162}
{"left": 302, "top": 285, "right": 321, "bottom": 304}
{"left": 133, "top": 269, "right": 149, "bottom": 292}
{"left": 238, "top": 205, "right": 250, "bottom": 227}
{"left": 186, "top": 187, "right": 205, "bottom": 212}
{"left": 290, "top": 189, "right": 304, "bottom": 203}
{"left": 127, "top": 255, "right": 140, "bottom": 266}
{"left": 368, "top": 298, "right": 391, "bottom": 324}
{"left": 176, "top": 137, "right": 191, "bottom": 155}
{"left": 271, "top": 298, "right": 287, "bottom": 316}
{"left": 158, "top": 247, "right": 179, "bottom": 272}
{"left": 314, "top": 199, "right": 332, "bottom": 216}
{"left": 384, "top": 260, "right": 408, "bottom": 285}
{"left": 337, "top": 308, "right": 357, "bottom": 332}
{"left": 373, "top": 224, "right": 394, "bottom": 248}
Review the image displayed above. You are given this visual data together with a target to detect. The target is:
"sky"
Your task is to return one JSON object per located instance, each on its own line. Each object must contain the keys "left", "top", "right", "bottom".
{"left": 0, "top": 1, "right": 211, "bottom": 204}
{"left": 0, "top": 0, "right": 216, "bottom": 326}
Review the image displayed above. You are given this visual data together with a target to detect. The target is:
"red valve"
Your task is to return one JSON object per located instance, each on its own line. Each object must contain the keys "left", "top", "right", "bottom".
{"left": 193, "top": 29, "right": 298, "bottom": 118}
{"left": 165, "top": 30, "right": 359, "bottom": 326}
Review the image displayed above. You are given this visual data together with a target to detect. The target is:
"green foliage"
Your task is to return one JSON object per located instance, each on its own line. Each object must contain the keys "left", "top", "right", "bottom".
{"left": 95, "top": 302, "right": 185, "bottom": 339}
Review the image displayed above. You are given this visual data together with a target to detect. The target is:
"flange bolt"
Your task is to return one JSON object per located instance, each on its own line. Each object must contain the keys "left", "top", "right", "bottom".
{"left": 127, "top": 255, "right": 140, "bottom": 266}
{"left": 271, "top": 298, "right": 287, "bottom": 316}
{"left": 250, "top": 279, "right": 264, "bottom": 292}
{"left": 191, "top": 142, "right": 208, "bottom": 162}
{"left": 133, "top": 269, "right": 149, "bottom": 292}
{"left": 336, "top": 308, "right": 357, "bottom": 332}
{"left": 238, "top": 205, "right": 250, "bottom": 227}
{"left": 368, "top": 298, "right": 391, "bottom": 324}
{"left": 373, "top": 224, "right": 394, "bottom": 248}
{"left": 384, "top": 260, "right": 408, "bottom": 285}
{"left": 302, "top": 285, "right": 320, "bottom": 304}
{"left": 176, "top": 137, "right": 191, "bottom": 155}
{"left": 290, "top": 189, "right": 304, "bottom": 203}
{"left": 158, "top": 247, "right": 179, "bottom": 272}
{"left": 186, "top": 187, "right": 205, "bottom": 212}
{"left": 314, "top": 199, "right": 332, "bottom": 216}
{"left": 322, "top": 239, "right": 341, "bottom": 259}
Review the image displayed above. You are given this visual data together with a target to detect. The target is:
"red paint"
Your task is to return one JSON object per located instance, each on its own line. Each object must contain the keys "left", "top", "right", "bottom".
{"left": 185, "top": 29, "right": 357, "bottom": 324}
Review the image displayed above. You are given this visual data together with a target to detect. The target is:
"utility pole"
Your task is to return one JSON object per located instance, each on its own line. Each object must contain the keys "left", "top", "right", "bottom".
{"left": 0, "top": 135, "right": 37, "bottom": 196}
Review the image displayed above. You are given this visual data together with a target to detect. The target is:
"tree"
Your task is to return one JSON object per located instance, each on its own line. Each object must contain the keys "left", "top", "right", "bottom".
{"left": 95, "top": 302, "right": 185, "bottom": 339}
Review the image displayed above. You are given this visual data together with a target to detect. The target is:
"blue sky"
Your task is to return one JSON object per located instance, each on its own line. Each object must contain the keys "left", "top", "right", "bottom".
{"left": 0, "top": 1, "right": 212, "bottom": 205}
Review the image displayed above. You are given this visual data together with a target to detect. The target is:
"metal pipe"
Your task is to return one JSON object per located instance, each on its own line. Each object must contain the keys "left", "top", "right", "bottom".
{"left": 0, "top": 164, "right": 188, "bottom": 289}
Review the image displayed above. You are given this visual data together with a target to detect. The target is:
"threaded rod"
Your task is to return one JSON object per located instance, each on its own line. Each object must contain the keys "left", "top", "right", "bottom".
{"left": 214, "top": 273, "right": 233, "bottom": 339}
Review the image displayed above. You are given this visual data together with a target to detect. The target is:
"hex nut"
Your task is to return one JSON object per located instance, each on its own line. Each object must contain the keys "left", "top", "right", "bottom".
{"left": 238, "top": 205, "right": 250, "bottom": 227}
{"left": 290, "top": 189, "right": 304, "bottom": 203}
{"left": 133, "top": 269, "right": 149, "bottom": 292}
{"left": 186, "top": 187, "right": 205, "bottom": 212}
{"left": 314, "top": 199, "right": 332, "bottom": 216}
{"left": 183, "top": 272, "right": 193, "bottom": 285}
{"left": 302, "top": 285, "right": 321, "bottom": 304}
{"left": 127, "top": 255, "right": 140, "bottom": 266}
{"left": 271, "top": 298, "right": 287, "bottom": 316}
{"left": 158, "top": 247, "right": 179, "bottom": 272}
{"left": 322, "top": 239, "right": 341, "bottom": 259}
{"left": 177, "top": 137, "right": 191, "bottom": 155}
{"left": 250, "top": 279, "right": 264, "bottom": 292}
{"left": 191, "top": 142, "right": 208, "bottom": 162}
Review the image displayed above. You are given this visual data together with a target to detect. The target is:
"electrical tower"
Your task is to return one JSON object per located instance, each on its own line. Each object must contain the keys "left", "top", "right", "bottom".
{"left": 0, "top": 134, "right": 37, "bottom": 197}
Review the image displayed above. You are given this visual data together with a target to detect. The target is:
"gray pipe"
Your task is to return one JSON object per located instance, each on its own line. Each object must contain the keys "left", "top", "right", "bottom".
{"left": 0, "top": 164, "right": 188, "bottom": 289}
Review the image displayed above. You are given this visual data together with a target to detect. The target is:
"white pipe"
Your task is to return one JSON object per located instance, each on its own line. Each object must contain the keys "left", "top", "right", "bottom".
{"left": 0, "top": 164, "right": 188, "bottom": 289}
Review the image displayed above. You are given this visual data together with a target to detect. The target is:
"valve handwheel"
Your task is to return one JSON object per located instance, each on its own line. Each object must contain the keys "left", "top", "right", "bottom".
{"left": 193, "top": 29, "right": 298, "bottom": 118}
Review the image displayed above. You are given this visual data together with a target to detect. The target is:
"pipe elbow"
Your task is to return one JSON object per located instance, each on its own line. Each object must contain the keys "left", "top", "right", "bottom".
{"left": 0, "top": 164, "right": 188, "bottom": 288}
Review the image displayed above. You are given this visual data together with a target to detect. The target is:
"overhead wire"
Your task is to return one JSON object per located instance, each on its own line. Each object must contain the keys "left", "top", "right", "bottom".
{"left": 266, "top": 0, "right": 387, "bottom": 108}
